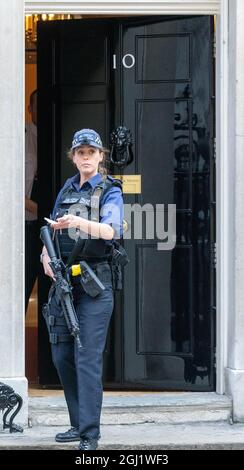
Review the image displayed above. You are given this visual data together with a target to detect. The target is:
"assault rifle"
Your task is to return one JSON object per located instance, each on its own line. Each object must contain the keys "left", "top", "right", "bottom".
{"left": 40, "top": 225, "right": 82, "bottom": 349}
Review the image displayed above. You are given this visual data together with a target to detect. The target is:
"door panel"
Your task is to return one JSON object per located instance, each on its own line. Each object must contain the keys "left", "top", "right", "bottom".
{"left": 121, "top": 16, "right": 214, "bottom": 389}
{"left": 37, "top": 19, "right": 115, "bottom": 385}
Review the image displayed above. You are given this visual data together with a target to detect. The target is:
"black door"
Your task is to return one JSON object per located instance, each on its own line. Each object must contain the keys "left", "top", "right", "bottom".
{"left": 120, "top": 16, "right": 215, "bottom": 390}
{"left": 37, "top": 16, "right": 215, "bottom": 389}
{"left": 37, "top": 19, "right": 115, "bottom": 385}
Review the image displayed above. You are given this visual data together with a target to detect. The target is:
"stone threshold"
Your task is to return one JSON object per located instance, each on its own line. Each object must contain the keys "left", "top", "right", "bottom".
{"left": 28, "top": 391, "right": 232, "bottom": 427}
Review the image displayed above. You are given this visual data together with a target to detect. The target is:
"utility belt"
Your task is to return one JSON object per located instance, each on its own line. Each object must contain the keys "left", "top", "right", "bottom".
{"left": 42, "top": 249, "right": 128, "bottom": 346}
{"left": 61, "top": 240, "right": 129, "bottom": 292}
{"left": 69, "top": 259, "right": 124, "bottom": 293}
{"left": 69, "top": 257, "right": 125, "bottom": 293}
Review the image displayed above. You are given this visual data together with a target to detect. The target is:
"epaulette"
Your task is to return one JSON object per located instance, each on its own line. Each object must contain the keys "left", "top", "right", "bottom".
{"left": 106, "top": 175, "right": 123, "bottom": 190}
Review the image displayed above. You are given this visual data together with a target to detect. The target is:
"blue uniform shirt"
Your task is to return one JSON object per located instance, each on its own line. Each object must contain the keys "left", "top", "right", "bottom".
{"left": 51, "top": 173, "right": 124, "bottom": 239}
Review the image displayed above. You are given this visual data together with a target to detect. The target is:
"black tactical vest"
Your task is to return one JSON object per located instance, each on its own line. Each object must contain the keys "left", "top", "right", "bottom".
{"left": 54, "top": 176, "right": 122, "bottom": 263}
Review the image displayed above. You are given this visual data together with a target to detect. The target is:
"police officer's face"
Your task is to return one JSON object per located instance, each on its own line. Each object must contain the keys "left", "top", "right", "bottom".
{"left": 73, "top": 145, "right": 103, "bottom": 176}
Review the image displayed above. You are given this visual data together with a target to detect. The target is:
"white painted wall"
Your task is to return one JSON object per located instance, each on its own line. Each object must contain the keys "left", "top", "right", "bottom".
{"left": 216, "top": 0, "right": 229, "bottom": 394}
{"left": 225, "top": 0, "right": 244, "bottom": 422}
{"left": 0, "top": 0, "right": 28, "bottom": 425}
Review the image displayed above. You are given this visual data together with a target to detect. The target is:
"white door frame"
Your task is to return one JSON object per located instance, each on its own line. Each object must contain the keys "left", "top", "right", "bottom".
{"left": 24, "top": 0, "right": 228, "bottom": 394}
{"left": 25, "top": 1, "right": 220, "bottom": 15}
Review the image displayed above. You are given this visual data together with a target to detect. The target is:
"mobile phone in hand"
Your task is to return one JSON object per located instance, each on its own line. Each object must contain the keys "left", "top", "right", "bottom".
{"left": 44, "top": 217, "right": 58, "bottom": 225}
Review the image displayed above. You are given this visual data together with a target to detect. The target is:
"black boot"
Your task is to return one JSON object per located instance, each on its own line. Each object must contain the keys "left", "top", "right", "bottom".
{"left": 78, "top": 436, "right": 98, "bottom": 450}
{"left": 55, "top": 427, "right": 80, "bottom": 442}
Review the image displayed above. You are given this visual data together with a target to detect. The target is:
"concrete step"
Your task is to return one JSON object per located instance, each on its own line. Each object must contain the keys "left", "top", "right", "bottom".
{"left": 28, "top": 392, "right": 232, "bottom": 427}
{"left": 1, "top": 422, "right": 244, "bottom": 450}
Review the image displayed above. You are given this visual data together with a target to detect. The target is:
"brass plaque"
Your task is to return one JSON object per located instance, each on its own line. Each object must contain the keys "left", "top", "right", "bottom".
{"left": 113, "top": 175, "right": 141, "bottom": 194}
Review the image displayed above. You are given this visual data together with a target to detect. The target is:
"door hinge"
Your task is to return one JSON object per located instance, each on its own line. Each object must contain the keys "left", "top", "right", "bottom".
{"left": 213, "top": 347, "right": 216, "bottom": 370}
{"left": 211, "top": 241, "right": 217, "bottom": 269}
{"left": 113, "top": 54, "right": 117, "bottom": 69}
{"left": 212, "top": 32, "right": 216, "bottom": 60}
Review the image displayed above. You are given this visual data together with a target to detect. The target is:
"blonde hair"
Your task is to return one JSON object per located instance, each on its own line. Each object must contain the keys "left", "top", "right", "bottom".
{"left": 67, "top": 146, "right": 109, "bottom": 177}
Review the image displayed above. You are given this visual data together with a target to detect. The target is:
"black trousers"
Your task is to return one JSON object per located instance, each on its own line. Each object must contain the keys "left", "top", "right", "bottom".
{"left": 25, "top": 220, "right": 40, "bottom": 312}
{"left": 48, "top": 262, "right": 114, "bottom": 440}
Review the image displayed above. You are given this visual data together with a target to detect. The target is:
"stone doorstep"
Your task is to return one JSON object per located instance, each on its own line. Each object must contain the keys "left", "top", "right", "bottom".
{"left": 28, "top": 392, "right": 232, "bottom": 427}
{"left": 1, "top": 422, "right": 244, "bottom": 450}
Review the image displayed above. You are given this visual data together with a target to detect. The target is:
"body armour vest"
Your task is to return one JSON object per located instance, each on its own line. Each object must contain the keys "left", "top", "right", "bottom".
{"left": 54, "top": 176, "right": 122, "bottom": 263}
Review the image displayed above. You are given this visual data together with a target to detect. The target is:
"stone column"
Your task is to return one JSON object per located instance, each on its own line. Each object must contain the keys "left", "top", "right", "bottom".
{"left": 225, "top": 0, "right": 244, "bottom": 422}
{"left": 0, "top": 0, "right": 27, "bottom": 425}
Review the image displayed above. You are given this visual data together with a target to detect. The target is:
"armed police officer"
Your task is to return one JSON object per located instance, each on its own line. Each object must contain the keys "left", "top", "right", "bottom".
{"left": 40, "top": 129, "right": 124, "bottom": 451}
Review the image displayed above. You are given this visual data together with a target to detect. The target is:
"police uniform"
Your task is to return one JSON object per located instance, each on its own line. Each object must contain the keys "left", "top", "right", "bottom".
{"left": 43, "top": 130, "right": 124, "bottom": 450}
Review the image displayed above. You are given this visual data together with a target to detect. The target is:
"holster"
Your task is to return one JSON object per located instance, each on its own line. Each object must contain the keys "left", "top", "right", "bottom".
{"left": 110, "top": 262, "right": 123, "bottom": 290}
{"left": 42, "top": 294, "right": 73, "bottom": 345}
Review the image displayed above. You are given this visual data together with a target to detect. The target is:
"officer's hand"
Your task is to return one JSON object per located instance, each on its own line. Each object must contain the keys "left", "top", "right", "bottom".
{"left": 53, "top": 214, "right": 77, "bottom": 229}
{"left": 43, "top": 254, "right": 55, "bottom": 280}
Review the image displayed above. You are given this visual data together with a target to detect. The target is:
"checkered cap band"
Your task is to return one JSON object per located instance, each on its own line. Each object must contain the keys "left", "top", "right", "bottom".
{"left": 72, "top": 129, "right": 103, "bottom": 149}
